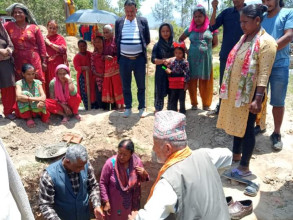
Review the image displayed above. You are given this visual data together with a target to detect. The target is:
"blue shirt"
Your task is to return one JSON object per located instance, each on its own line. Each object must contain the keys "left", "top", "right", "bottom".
{"left": 210, "top": 6, "right": 244, "bottom": 60}
{"left": 262, "top": 8, "right": 293, "bottom": 68}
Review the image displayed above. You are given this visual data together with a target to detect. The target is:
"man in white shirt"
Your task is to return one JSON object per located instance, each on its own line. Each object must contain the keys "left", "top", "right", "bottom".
{"left": 128, "top": 110, "right": 232, "bottom": 220}
{"left": 115, "top": 0, "right": 150, "bottom": 118}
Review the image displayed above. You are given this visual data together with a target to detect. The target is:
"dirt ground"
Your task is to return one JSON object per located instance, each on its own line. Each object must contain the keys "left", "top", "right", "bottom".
{"left": 0, "top": 36, "right": 292, "bottom": 220}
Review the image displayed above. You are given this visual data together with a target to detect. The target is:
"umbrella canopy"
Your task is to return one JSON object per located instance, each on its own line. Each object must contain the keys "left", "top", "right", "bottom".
{"left": 65, "top": 9, "right": 118, "bottom": 24}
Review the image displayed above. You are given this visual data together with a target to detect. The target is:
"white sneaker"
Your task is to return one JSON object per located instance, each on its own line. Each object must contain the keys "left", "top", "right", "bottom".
{"left": 123, "top": 108, "right": 132, "bottom": 118}
{"left": 139, "top": 108, "right": 147, "bottom": 118}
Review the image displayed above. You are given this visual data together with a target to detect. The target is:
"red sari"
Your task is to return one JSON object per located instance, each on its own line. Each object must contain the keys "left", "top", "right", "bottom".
{"left": 45, "top": 34, "right": 67, "bottom": 95}
{"left": 4, "top": 22, "right": 46, "bottom": 82}
{"left": 73, "top": 51, "right": 96, "bottom": 103}
{"left": 102, "top": 37, "right": 124, "bottom": 105}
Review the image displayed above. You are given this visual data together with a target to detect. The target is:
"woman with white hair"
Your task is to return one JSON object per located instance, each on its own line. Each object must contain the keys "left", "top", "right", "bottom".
{"left": 102, "top": 24, "right": 124, "bottom": 111}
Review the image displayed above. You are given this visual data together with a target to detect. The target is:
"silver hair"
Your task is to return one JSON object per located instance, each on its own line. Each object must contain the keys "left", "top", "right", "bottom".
{"left": 103, "top": 24, "right": 113, "bottom": 32}
{"left": 65, "top": 144, "right": 88, "bottom": 163}
{"left": 154, "top": 138, "right": 187, "bottom": 149}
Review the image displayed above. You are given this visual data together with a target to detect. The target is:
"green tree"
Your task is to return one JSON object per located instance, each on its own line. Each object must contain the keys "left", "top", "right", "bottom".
{"left": 284, "top": 0, "right": 293, "bottom": 7}
{"left": 169, "top": 20, "right": 184, "bottom": 41}
{"left": 175, "top": 0, "right": 197, "bottom": 28}
{"left": 115, "top": 0, "right": 145, "bottom": 16}
{"left": 152, "top": 0, "right": 174, "bottom": 23}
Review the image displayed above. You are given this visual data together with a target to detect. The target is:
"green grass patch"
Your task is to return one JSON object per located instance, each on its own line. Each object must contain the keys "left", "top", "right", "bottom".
{"left": 131, "top": 74, "right": 155, "bottom": 109}
{"left": 213, "top": 63, "right": 220, "bottom": 82}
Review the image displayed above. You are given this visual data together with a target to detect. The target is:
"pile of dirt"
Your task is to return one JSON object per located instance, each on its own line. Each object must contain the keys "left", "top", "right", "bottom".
{"left": 0, "top": 36, "right": 292, "bottom": 220}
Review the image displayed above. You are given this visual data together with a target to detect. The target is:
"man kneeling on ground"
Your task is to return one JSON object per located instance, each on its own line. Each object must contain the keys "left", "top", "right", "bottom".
{"left": 129, "top": 110, "right": 232, "bottom": 220}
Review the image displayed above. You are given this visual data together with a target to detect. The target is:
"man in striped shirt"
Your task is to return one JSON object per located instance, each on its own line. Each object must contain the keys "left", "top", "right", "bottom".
{"left": 115, "top": 0, "right": 150, "bottom": 118}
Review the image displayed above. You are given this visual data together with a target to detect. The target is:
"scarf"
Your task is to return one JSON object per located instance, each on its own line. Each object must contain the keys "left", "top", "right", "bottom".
{"left": 54, "top": 64, "right": 70, "bottom": 104}
{"left": 220, "top": 28, "right": 263, "bottom": 107}
{"left": 147, "top": 146, "right": 192, "bottom": 201}
{"left": 114, "top": 154, "right": 142, "bottom": 210}
{"left": 188, "top": 5, "right": 209, "bottom": 33}
{"left": 157, "top": 23, "right": 174, "bottom": 58}
{"left": 6, "top": 3, "right": 38, "bottom": 25}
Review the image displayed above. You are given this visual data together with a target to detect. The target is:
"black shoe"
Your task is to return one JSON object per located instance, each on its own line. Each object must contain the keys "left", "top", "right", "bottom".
{"left": 270, "top": 132, "right": 283, "bottom": 151}
{"left": 254, "top": 125, "right": 266, "bottom": 136}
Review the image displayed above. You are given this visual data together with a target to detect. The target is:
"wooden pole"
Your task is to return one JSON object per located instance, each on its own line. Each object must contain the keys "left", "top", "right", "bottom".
{"left": 86, "top": 69, "right": 91, "bottom": 110}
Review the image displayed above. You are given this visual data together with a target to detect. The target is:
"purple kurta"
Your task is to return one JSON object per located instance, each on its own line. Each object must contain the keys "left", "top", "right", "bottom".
{"left": 100, "top": 155, "right": 147, "bottom": 220}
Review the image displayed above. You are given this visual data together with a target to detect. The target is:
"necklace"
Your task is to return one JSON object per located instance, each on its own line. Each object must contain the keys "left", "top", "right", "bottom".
{"left": 237, "top": 42, "right": 252, "bottom": 56}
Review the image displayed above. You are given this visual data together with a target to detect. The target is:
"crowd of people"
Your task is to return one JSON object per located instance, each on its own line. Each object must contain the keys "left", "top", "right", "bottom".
{"left": 0, "top": 0, "right": 292, "bottom": 219}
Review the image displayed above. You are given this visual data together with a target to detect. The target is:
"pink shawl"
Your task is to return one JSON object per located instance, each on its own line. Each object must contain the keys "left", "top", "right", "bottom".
{"left": 188, "top": 5, "right": 210, "bottom": 33}
{"left": 54, "top": 64, "right": 70, "bottom": 104}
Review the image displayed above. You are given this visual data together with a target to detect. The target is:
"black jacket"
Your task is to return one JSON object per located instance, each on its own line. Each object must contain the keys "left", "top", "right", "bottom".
{"left": 115, "top": 16, "right": 150, "bottom": 62}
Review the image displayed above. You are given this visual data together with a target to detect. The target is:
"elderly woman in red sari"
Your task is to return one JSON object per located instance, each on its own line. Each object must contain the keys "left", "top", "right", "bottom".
{"left": 14, "top": 64, "right": 50, "bottom": 128}
{"left": 4, "top": 3, "right": 46, "bottom": 90}
{"left": 47, "top": 64, "right": 81, "bottom": 124}
{"left": 100, "top": 139, "right": 149, "bottom": 220}
{"left": 0, "top": 22, "right": 16, "bottom": 120}
{"left": 44, "top": 20, "right": 68, "bottom": 95}
{"left": 102, "top": 24, "right": 124, "bottom": 110}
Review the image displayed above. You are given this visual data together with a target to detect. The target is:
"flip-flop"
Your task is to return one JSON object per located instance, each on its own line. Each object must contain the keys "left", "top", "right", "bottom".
{"left": 26, "top": 119, "right": 36, "bottom": 128}
{"left": 6, "top": 113, "right": 16, "bottom": 120}
{"left": 244, "top": 182, "right": 260, "bottom": 197}
{"left": 74, "top": 114, "right": 81, "bottom": 120}
{"left": 232, "top": 168, "right": 252, "bottom": 177}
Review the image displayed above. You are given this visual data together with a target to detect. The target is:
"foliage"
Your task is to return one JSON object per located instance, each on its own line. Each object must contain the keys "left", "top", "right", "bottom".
{"left": 284, "top": 0, "right": 293, "bottom": 7}
{"left": 174, "top": 0, "right": 197, "bottom": 28}
{"left": 169, "top": 20, "right": 184, "bottom": 41}
{"left": 152, "top": 0, "right": 174, "bottom": 23}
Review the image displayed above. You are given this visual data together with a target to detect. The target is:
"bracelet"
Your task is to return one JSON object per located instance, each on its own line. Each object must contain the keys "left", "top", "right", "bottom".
{"left": 255, "top": 93, "right": 264, "bottom": 97}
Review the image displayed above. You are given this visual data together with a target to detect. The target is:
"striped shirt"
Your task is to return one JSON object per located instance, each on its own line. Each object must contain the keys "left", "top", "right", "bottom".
{"left": 120, "top": 18, "right": 142, "bottom": 57}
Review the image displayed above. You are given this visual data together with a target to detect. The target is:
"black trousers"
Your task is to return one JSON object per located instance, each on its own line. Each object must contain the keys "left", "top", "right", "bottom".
{"left": 233, "top": 112, "right": 257, "bottom": 167}
{"left": 167, "top": 89, "right": 186, "bottom": 114}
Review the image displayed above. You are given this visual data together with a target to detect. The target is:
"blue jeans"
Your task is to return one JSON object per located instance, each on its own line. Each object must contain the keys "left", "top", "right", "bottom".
{"left": 269, "top": 67, "right": 289, "bottom": 107}
{"left": 119, "top": 55, "right": 146, "bottom": 109}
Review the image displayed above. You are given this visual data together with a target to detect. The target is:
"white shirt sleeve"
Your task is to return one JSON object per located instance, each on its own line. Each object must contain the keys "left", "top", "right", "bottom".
{"left": 201, "top": 148, "right": 232, "bottom": 169}
{"left": 135, "top": 178, "right": 178, "bottom": 220}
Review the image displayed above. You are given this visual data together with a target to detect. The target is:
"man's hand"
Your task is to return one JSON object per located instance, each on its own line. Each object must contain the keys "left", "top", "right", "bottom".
{"left": 249, "top": 99, "right": 262, "bottom": 114}
{"left": 0, "top": 48, "right": 9, "bottom": 57}
{"left": 135, "top": 166, "right": 147, "bottom": 178}
{"left": 212, "top": 0, "right": 218, "bottom": 10}
{"left": 128, "top": 211, "right": 138, "bottom": 220}
{"left": 94, "top": 206, "right": 105, "bottom": 220}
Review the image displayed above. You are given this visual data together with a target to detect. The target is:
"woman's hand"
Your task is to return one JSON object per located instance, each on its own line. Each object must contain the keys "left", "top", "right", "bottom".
{"left": 105, "top": 55, "right": 113, "bottom": 61}
{"left": 37, "top": 101, "right": 45, "bottom": 109}
{"left": 103, "top": 201, "right": 111, "bottom": 216}
{"left": 62, "top": 104, "right": 72, "bottom": 116}
{"left": 82, "top": 66, "right": 90, "bottom": 71}
{"left": 184, "top": 83, "right": 188, "bottom": 91}
{"left": 44, "top": 37, "right": 51, "bottom": 45}
{"left": 64, "top": 74, "right": 71, "bottom": 82}
{"left": 249, "top": 99, "right": 262, "bottom": 114}
{"left": 155, "top": 59, "right": 165, "bottom": 65}
{"left": 42, "top": 62, "right": 47, "bottom": 72}
{"left": 135, "top": 166, "right": 148, "bottom": 178}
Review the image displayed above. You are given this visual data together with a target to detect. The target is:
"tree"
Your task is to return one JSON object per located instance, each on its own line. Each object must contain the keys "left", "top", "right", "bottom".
{"left": 284, "top": 0, "right": 293, "bottom": 7}
{"left": 174, "top": 0, "right": 197, "bottom": 28}
{"left": 152, "top": 0, "right": 174, "bottom": 23}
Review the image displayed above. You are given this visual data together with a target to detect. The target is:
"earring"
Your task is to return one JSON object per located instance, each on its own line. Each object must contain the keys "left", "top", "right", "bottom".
{"left": 257, "top": 22, "right": 260, "bottom": 25}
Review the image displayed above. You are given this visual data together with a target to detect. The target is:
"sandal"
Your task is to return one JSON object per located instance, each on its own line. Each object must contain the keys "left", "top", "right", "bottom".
{"left": 26, "top": 119, "right": 36, "bottom": 128}
{"left": 232, "top": 168, "right": 252, "bottom": 177}
{"left": 61, "top": 116, "right": 69, "bottom": 124}
{"left": 74, "top": 114, "right": 81, "bottom": 120}
{"left": 6, "top": 113, "right": 16, "bottom": 120}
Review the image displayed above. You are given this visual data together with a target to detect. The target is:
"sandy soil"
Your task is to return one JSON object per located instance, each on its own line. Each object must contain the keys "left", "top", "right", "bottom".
{"left": 0, "top": 36, "right": 292, "bottom": 220}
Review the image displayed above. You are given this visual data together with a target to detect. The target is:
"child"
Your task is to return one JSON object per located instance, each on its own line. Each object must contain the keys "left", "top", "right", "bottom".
{"left": 91, "top": 36, "right": 106, "bottom": 109}
{"left": 73, "top": 40, "right": 95, "bottom": 110}
{"left": 164, "top": 42, "right": 190, "bottom": 114}
{"left": 151, "top": 23, "right": 174, "bottom": 112}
